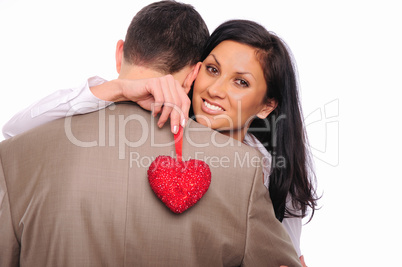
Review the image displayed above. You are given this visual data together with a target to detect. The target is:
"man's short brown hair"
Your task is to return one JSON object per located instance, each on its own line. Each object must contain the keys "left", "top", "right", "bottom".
{"left": 124, "top": 0, "right": 209, "bottom": 74}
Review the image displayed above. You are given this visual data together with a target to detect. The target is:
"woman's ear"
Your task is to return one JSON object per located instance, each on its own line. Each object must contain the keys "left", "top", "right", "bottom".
{"left": 183, "top": 62, "right": 202, "bottom": 94}
{"left": 115, "top": 40, "right": 124, "bottom": 74}
{"left": 256, "top": 99, "right": 278, "bottom": 119}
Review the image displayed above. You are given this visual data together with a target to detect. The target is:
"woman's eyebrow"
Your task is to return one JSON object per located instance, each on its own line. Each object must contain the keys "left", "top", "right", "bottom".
{"left": 209, "top": 54, "right": 221, "bottom": 67}
{"left": 236, "top": 71, "right": 255, "bottom": 80}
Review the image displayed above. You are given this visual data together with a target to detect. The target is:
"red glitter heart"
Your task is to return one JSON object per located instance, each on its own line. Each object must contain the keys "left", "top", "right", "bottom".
{"left": 147, "top": 156, "right": 211, "bottom": 213}
{"left": 147, "top": 125, "right": 211, "bottom": 213}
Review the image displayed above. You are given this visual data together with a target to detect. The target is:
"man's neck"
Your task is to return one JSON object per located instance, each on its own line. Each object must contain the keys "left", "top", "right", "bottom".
{"left": 118, "top": 65, "right": 166, "bottom": 80}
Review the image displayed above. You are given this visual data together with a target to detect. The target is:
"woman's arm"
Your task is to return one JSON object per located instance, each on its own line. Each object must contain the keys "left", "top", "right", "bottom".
{"left": 282, "top": 209, "right": 309, "bottom": 266}
{"left": 282, "top": 216, "right": 302, "bottom": 257}
{"left": 2, "top": 75, "right": 190, "bottom": 139}
{"left": 2, "top": 76, "right": 111, "bottom": 139}
{"left": 282, "top": 217, "right": 307, "bottom": 266}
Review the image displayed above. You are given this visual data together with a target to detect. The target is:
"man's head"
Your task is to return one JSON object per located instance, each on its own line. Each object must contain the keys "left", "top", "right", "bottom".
{"left": 116, "top": 0, "right": 209, "bottom": 89}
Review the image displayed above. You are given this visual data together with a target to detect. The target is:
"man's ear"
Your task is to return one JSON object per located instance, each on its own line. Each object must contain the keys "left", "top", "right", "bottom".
{"left": 183, "top": 62, "right": 202, "bottom": 94}
{"left": 256, "top": 99, "right": 278, "bottom": 119}
{"left": 115, "top": 40, "right": 124, "bottom": 74}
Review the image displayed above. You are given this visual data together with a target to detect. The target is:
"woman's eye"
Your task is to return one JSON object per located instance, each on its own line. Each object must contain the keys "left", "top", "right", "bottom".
{"left": 235, "top": 79, "right": 249, "bottom": 87}
{"left": 206, "top": 65, "right": 219, "bottom": 75}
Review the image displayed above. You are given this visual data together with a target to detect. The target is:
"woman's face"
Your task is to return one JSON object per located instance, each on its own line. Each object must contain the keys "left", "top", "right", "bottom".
{"left": 192, "top": 40, "right": 274, "bottom": 141}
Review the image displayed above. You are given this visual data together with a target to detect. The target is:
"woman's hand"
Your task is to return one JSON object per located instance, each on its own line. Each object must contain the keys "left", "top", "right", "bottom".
{"left": 279, "top": 255, "right": 307, "bottom": 267}
{"left": 90, "top": 75, "right": 190, "bottom": 134}
{"left": 299, "top": 255, "right": 307, "bottom": 267}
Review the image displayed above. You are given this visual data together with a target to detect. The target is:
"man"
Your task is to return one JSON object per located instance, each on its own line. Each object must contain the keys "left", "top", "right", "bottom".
{"left": 0, "top": 1, "right": 301, "bottom": 266}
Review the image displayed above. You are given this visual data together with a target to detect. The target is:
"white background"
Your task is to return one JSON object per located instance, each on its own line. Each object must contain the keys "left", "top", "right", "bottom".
{"left": 1, "top": 0, "right": 401, "bottom": 266}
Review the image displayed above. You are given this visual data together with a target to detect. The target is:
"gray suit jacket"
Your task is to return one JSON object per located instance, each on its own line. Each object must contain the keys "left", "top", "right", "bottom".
{"left": 0, "top": 103, "right": 301, "bottom": 266}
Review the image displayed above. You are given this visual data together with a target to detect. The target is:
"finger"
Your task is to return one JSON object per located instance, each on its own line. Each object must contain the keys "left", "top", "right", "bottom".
{"left": 166, "top": 77, "right": 183, "bottom": 133}
{"left": 180, "top": 97, "right": 190, "bottom": 127}
{"left": 175, "top": 79, "right": 190, "bottom": 127}
{"left": 147, "top": 78, "right": 164, "bottom": 117}
{"left": 157, "top": 76, "right": 174, "bottom": 129}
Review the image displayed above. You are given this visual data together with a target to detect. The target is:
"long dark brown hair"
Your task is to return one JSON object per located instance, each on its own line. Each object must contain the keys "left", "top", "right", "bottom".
{"left": 190, "top": 19, "right": 319, "bottom": 222}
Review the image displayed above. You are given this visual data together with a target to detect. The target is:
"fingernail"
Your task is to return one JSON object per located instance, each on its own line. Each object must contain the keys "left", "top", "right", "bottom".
{"left": 173, "top": 125, "right": 178, "bottom": 134}
{"left": 181, "top": 118, "right": 186, "bottom": 127}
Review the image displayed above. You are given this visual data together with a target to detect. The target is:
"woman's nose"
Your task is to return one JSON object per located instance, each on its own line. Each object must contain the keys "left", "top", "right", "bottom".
{"left": 207, "top": 78, "right": 227, "bottom": 98}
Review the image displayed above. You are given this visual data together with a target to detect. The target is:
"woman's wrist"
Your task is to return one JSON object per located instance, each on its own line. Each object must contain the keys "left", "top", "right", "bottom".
{"left": 90, "top": 79, "right": 126, "bottom": 102}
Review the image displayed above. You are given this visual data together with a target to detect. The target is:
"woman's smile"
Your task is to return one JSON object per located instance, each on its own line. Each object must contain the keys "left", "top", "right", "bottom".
{"left": 201, "top": 99, "right": 225, "bottom": 113}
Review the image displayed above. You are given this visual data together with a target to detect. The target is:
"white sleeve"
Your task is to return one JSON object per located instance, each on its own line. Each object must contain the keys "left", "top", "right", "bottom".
{"left": 282, "top": 215, "right": 302, "bottom": 257}
{"left": 2, "top": 76, "right": 113, "bottom": 139}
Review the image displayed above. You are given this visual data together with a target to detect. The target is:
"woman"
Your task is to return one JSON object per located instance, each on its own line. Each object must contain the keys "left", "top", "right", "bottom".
{"left": 3, "top": 20, "right": 317, "bottom": 265}
{"left": 191, "top": 21, "right": 318, "bottom": 265}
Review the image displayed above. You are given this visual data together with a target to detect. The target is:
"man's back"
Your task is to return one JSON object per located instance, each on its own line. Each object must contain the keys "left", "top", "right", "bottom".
{"left": 0, "top": 103, "right": 300, "bottom": 266}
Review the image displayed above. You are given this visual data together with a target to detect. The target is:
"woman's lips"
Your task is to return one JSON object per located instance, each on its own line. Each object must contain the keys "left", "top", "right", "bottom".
{"left": 201, "top": 99, "right": 224, "bottom": 114}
